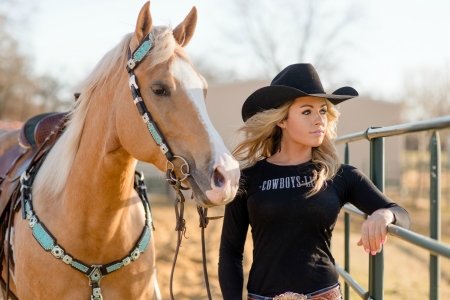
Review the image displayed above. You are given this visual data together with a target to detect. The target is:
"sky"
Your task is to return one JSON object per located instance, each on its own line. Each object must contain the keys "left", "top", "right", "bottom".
{"left": 8, "top": 0, "right": 450, "bottom": 102}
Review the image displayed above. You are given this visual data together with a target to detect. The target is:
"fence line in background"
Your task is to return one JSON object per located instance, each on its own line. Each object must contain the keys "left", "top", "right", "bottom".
{"left": 334, "top": 115, "right": 450, "bottom": 300}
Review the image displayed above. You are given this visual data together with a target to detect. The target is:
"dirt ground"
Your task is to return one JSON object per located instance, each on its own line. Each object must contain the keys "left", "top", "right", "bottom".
{"left": 150, "top": 194, "right": 450, "bottom": 300}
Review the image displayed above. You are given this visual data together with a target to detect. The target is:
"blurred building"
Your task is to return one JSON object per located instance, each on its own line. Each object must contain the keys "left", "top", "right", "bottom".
{"left": 140, "top": 80, "right": 404, "bottom": 192}
{"left": 205, "top": 81, "right": 404, "bottom": 186}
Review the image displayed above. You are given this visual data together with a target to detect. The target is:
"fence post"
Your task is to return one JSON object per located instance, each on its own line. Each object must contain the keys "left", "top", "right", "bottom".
{"left": 430, "top": 131, "right": 441, "bottom": 300}
{"left": 369, "top": 137, "right": 385, "bottom": 300}
{"left": 344, "top": 143, "right": 350, "bottom": 300}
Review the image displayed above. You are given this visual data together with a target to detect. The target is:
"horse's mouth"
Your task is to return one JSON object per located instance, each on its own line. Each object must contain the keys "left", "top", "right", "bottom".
{"left": 184, "top": 177, "right": 216, "bottom": 208}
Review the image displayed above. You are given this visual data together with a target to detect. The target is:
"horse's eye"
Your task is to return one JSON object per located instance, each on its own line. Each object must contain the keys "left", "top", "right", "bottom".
{"left": 151, "top": 85, "right": 169, "bottom": 96}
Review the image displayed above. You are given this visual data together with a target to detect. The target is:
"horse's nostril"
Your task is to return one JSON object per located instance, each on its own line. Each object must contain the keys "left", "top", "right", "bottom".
{"left": 213, "top": 168, "right": 226, "bottom": 188}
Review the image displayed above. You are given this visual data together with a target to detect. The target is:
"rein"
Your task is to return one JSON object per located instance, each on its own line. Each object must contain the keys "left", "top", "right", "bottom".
{"left": 127, "top": 34, "right": 220, "bottom": 300}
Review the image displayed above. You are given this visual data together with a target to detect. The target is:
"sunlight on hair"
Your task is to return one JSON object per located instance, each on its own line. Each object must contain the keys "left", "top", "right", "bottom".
{"left": 233, "top": 99, "right": 341, "bottom": 197}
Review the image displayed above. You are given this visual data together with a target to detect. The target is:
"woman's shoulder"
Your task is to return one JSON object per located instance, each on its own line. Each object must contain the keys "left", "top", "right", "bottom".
{"left": 333, "top": 164, "right": 374, "bottom": 187}
{"left": 333, "top": 164, "right": 361, "bottom": 180}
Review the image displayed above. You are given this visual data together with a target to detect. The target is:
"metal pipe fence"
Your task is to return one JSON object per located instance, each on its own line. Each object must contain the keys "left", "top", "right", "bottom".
{"left": 334, "top": 115, "right": 450, "bottom": 300}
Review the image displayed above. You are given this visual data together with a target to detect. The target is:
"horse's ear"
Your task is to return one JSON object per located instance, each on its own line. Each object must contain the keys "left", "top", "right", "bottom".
{"left": 134, "top": 1, "right": 153, "bottom": 42}
{"left": 173, "top": 7, "right": 197, "bottom": 47}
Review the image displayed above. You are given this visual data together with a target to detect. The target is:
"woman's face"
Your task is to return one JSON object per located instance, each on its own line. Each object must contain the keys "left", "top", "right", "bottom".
{"left": 278, "top": 96, "right": 328, "bottom": 148}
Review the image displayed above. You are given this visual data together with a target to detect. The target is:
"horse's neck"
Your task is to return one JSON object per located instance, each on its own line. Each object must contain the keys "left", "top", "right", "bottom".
{"left": 65, "top": 91, "right": 136, "bottom": 223}
{"left": 58, "top": 87, "right": 143, "bottom": 246}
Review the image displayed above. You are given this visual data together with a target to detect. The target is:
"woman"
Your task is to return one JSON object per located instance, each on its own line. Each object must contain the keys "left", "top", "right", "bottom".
{"left": 218, "top": 63, "right": 411, "bottom": 300}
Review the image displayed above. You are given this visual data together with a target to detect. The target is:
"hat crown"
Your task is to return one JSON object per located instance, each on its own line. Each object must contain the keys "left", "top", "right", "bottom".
{"left": 271, "top": 63, "right": 325, "bottom": 95}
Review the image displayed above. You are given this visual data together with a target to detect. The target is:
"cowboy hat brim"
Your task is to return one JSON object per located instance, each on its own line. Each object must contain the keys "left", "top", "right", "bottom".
{"left": 241, "top": 85, "right": 358, "bottom": 122}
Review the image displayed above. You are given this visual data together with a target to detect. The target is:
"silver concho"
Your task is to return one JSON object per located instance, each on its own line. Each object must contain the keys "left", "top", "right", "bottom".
{"left": 130, "top": 248, "right": 140, "bottom": 261}
{"left": 142, "top": 113, "right": 150, "bottom": 124}
{"left": 123, "top": 257, "right": 131, "bottom": 266}
{"left": 51, "top": 245, "right": 64, "bottom": 258}
{"left": 127, "top": 59, "right": 136, "bottom": 70}
{"left": 62, "top": 255, "right": 73, "bottom": 264}
{"left": 28, "top": 215, "right": 38, "bottom": 228}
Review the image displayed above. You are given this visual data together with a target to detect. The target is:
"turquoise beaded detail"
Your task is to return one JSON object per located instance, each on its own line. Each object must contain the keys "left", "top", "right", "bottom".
{"left": 138, "top": 225, "right": 151, "bottom": 253}
{"left": 71, "top": 261, "right": 89, "bottom": 273}
{"left": 106, "top": 262, "right": 123, "bottom": 273}
{"left": 25, "top": 201, "right": 30, "bottom": 212}
{"left": 147, "top": 123, "right": 163, "bottom": 145}
{"left": 32, "top": 223, "right": 55, "bottom": 251}
{"left": 133, "top": 40, "right": 152, "bottom": 62}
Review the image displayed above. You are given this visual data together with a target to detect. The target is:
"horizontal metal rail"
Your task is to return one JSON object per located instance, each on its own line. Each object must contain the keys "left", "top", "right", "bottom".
{"left": 387, "top": 225, "right": 450, "bottom": 259}
{"left": 342, "top": 204, "right": 367, "bottom": 219}
{"left": 335, "top": 115, "right": 450, "bottom": 144}
{"left": 336, "top": 264, "right": 371, "bottom": 299}
{"left": 337, "top": 115, "right": 450, "bottom": 299}
{"left": 341, "top": 205, "right": 450, "bottom": 259}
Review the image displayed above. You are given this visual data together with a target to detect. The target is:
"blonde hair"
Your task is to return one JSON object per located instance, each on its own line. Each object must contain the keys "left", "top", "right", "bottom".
{"left": 232, "top": 99, "right": 341, "bottom": 197}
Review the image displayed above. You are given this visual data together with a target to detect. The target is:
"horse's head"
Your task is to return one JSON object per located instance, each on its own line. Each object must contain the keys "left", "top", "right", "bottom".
{"left": 115, "top": 2, "right": 239, "bottom": 207}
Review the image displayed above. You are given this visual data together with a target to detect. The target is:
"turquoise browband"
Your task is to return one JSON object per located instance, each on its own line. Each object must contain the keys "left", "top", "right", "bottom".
{"left": 127, "top": 34, "right": 153, "bottom": 71}
{"left": 21, "top": 171, "right": 154, "bottom": 300}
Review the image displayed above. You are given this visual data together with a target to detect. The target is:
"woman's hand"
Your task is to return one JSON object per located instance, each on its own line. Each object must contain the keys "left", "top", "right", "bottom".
{"left": 356, "top": 209, "right": 395, "bottom": 255}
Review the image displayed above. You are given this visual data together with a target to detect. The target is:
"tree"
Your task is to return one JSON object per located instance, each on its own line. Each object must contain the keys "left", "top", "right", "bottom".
{"left": 209, "top": 0, "right": 361, "bottom": 84}
{"left": 400, "top": 66, "right": 450, "bottom": 205}
{"left": 401, "top": 67, "right": 450, "bottom": 122}
{"left": 0, "top": 3, "right": 70, "bottom": 121}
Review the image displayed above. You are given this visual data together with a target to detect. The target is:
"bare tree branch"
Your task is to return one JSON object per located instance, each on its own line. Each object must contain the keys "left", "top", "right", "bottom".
{"left": 215, "top": 0, "right": 362, "bottom": 83}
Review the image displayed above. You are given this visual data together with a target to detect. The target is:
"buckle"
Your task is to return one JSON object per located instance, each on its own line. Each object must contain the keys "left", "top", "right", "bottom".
{"left": 273, "top": 292, "right": 307, "bottom": 300}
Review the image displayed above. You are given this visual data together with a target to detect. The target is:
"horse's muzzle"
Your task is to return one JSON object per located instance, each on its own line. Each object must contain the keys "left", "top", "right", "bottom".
{"left": 205, "top": 157, "right": 240, "bottom": 205}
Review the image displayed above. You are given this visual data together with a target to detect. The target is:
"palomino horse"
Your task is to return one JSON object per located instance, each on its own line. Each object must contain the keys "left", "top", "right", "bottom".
{"left": 1, "top": 2, "right": 240, "bottom": 299}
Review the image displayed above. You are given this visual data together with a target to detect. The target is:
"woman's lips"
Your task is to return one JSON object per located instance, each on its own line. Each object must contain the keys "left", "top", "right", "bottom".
{"left": 310, "top": 130, "right": 324, "bottom": 136}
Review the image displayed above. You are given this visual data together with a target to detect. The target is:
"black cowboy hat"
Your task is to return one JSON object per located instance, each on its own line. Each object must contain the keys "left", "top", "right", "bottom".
{"left": 241, "top": 63, "right": 358, "bottom": 122}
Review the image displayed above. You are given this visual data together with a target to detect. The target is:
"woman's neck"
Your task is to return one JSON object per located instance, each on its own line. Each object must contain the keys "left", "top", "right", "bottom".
{"left": 266, "top": 142, "right": 312, "bottom": 166}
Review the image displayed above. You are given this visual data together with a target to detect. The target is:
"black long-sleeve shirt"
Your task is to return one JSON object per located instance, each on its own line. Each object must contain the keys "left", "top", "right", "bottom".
{"left": 218, "top": 159, "right": 411, "bottom": 299}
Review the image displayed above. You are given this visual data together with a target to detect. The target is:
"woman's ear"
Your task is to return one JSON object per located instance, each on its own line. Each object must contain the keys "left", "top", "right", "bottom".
{"left": 277, "top": 120, "right": 286, "bottom": 129}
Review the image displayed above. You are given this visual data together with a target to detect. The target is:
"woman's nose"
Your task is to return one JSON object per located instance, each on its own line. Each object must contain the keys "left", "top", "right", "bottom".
{"left": 314, "top": 113, "right": 325, "bottom": 125}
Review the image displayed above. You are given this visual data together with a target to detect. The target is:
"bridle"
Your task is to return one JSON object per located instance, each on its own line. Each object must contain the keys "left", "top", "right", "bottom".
{"left": 126, "top": 33, "right": 220, "bottom": 300}
{"left": 1, "top": 33, "right": 218, "bottom": 300}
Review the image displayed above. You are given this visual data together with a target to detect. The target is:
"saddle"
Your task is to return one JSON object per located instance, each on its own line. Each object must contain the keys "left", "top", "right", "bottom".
{"left": 0, "top": 112, "right": 68, "bottom": 299}
{"left": 0, "top": 112, "right": 68, "bottom": 219}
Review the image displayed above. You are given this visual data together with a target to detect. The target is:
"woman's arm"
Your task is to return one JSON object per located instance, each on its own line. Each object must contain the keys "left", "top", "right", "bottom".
{"left": 218, "top": 190, "right": 250, "bottom": 300}
{"left": 340, "top": 166, "right": 412, "bottom": 255}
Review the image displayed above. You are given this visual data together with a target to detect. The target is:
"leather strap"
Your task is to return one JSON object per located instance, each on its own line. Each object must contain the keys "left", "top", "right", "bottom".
{"left": 168, "top": 176, "right": 223, "bottom": 300}
{"left": 197, "top": 206, "right": 223, "bottom": 300}
{"left": 169, "top": 180, "right": 187, "bottom": 300}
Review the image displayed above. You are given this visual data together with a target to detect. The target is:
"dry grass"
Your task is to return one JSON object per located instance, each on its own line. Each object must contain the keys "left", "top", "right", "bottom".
{"left": 150, "top": 193, "right": 450, "bottom": 299}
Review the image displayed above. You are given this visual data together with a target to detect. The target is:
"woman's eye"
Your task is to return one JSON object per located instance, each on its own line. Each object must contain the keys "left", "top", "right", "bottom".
{"left": 151, "top": 85, "right": 169, "bottom": 96}
{"left": 302, "top": 110, "right": 311, "bottom": 115}
{"left": 320, "top": 109, "right": 328, "bottom": 114}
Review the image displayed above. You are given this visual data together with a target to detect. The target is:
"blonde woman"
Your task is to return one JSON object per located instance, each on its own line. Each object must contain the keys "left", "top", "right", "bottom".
{"left": 218, "top": 64, "right": 411, "bottom": 300}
